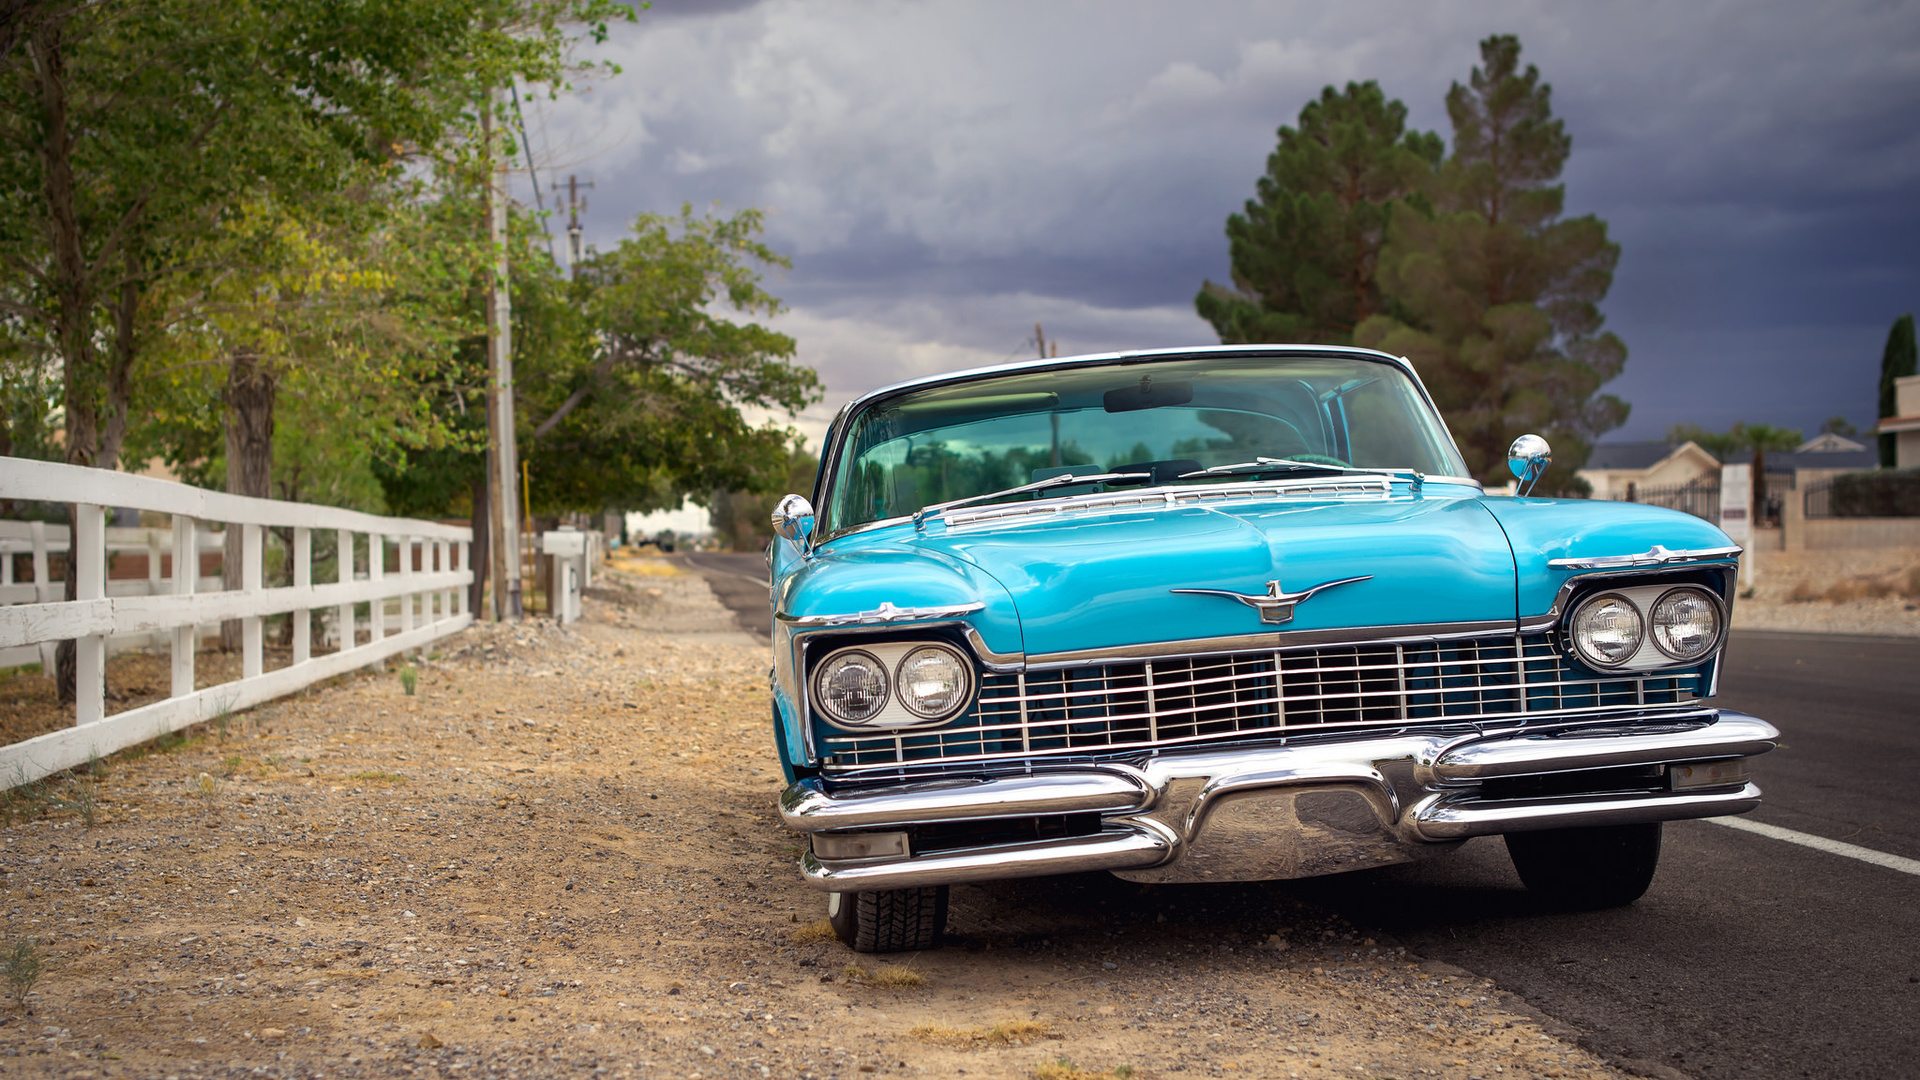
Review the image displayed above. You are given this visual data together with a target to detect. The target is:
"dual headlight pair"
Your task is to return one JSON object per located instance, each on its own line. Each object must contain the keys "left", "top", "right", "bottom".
{"left": 1567, "top": 585, "right": 1723, "bottom": 670}
{"left": 812, "top": 641, "right": 975, "bottom": 728}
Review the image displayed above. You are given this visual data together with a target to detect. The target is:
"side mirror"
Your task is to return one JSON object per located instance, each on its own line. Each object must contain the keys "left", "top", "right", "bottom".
{"left": 1507, "top": 434, "right": 1552, "bottom": 497}
{"left": 771, "top": 493, "right": 816, "bottom": 557}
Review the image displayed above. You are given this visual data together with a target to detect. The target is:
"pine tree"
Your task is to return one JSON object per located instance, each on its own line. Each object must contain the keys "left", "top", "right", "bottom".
{"left": 1356, "top": 35, "right": 1627, "bottom": 491}
{"left": 1878, "top": 313, "right": 1916, "bottom": 467}
{"left": 1196, "top": 81, "right": 1441, "bottom": 345}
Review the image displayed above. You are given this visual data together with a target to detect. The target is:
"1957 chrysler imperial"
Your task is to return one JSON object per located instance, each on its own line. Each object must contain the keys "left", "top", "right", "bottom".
{"left": 766, "top": 345, "right": 1777, "bottom": 952}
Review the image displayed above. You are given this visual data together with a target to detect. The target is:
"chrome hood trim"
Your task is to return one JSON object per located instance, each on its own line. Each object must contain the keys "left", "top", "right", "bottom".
{"left": 1547, "top": 544, "right": 1744, "bottom": 570}
{"left": 777, "top": 600, "right": 985, "bottom": 628}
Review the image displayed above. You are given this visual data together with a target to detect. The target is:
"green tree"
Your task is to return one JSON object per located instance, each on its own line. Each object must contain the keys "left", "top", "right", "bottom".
{"left": 1878, "top": 313, "right": 1916, "bottom": 467}
{"left": 517, "top": 206, "right": 822, "bottom": 514}
{"left": 708, "top": 444, "right": 819, "bottom": 552}
{"left": 1196, "top": 81, "right": 1441, "bottom": 345}
{"left": 1355, "top": 34, "right": 1627, "bottom": 492}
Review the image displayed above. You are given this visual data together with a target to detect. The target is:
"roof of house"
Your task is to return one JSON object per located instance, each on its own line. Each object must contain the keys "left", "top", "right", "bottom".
{"left": 1725, "top": 448, "right": 1880, "bottom": 471}
{"left": 1582, "top": 441, "right": 1683, "bottom": 471}
{"left": 1796, "top": 432, "right": 1868, "bottom": 452}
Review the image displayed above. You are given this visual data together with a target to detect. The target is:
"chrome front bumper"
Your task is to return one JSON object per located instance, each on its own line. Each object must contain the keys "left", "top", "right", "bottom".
{"left": 781, "top": 709, "right": 1778, "bottom": 891}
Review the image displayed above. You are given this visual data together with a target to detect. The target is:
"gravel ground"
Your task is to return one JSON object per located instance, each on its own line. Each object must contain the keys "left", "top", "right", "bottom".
{"left": 1729, "top": 548, "right": 1920, "bottom": 637}
{"left": 0, "top": 557, "right": 1644, "bottom": 1080}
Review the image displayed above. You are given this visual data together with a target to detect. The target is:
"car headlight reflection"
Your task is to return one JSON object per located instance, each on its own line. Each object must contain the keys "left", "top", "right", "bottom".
{"left": 895, "top": 644, "right": 973, "bottom": 720}
{"left": 1570, "top": 592, "right": 1644, "bottom": 668}
{"left": 1650, "top": 587, "right": 1722, "bottom": 661}
{"left": 813, "top": 650, "right": 889, "bottom": 724}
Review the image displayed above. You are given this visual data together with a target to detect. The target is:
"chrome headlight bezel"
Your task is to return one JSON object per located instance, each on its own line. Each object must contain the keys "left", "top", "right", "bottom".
{"left": 893, "top": 642, "right": 975, "bottom": 721}
{"left": 810, "top": 648, "right": 891, "bottom": 726}
{"left": 1557, "top": 576, "right": 1731, "bottom": 674}
{"left": 1567, "top": 591, "right": 1645, "bottom": 669}
{"left": 806, "top": 637, "right": 979, "bottom": 731}
{"left": 1648, "top": 585, "right": 1724, "bottom": 662}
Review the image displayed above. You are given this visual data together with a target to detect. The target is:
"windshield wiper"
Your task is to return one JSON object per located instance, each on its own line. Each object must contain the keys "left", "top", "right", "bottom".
{"left": 912, "top": 470, "right": 1153, "bottom": 527}
{"left": 1177, "top": 458, "right": 1426, "bottom": 487}
{"left": 1177, "top": 457, "right": 1358, "bottom": 479}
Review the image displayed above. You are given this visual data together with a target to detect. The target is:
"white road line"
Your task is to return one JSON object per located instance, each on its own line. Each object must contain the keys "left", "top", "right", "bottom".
{"left": 1706, "top": 816, "right": 1920, "bottom": 877}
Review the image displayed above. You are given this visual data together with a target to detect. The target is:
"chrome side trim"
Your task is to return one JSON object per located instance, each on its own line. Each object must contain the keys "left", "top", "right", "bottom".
{"left": 777, "top": 600, "right": 985, "bottom": 627}
{"left": 1547, "top": 544, "right": 1744, "bottom": 571}
{"left": 1409, "top": 782, "right": 1762, "bottom": 840}
{"left": 1024, "top": 619, "right": 1512, "bottom": 668}
{"left": 1430, "top": 712, "right": 1777, "bottom": 781}
{"left": 964, "top": 626, "right": 1026, "bottom": 671}
{"left": 780, "top": 769, "right": 1153, "bottom": 832}
{"left": 800, "top": 822, "right": 1175, "bottom": 891}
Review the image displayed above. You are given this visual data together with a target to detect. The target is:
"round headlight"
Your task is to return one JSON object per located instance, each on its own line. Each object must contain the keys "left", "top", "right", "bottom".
{"left": 1650, "top": 587, "right": 1722, "bottom": 661}
{"left": 1570, "top": 593, "right": 1644, "bottom": 668}
{"left": 895, "top": 644, "right": 973, "bottom": 720}
{"left": 813, "top": 650, "right": 889, "bottom": 724}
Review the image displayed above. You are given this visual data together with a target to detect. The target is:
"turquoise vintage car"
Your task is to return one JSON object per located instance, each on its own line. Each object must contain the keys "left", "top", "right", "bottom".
{"left": 766, "top": 345, "right": 1777, "bottom": 952}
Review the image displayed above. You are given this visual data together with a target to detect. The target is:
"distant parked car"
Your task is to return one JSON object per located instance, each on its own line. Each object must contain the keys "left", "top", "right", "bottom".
{"left": 765, "top": 346, "right": 1777, "bottom": 951}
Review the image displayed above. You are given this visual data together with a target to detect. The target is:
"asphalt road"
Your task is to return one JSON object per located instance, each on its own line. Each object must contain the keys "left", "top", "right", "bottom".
{"left": 679, "top": 554, "right": 1919, "bottom": 1080}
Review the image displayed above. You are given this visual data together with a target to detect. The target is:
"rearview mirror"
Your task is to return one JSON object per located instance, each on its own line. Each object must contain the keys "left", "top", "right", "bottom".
{"left": 1507, "top": 434, "right": 1552, "bottom": 497}
{"left": 771, "top": 493, "right": 816, "bottom": 557}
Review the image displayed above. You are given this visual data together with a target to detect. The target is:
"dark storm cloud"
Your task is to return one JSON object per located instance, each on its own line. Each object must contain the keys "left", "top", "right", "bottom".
{"left": 522, "top": 0, "right": 1920, "bottom": 442}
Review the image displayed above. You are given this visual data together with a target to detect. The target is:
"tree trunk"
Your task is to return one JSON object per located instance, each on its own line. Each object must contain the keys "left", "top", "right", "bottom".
{"left": 220, "top": 348, "right": 275, "bottom": 651}
{"left": 37, "top": 13, "right": 92, "bottom": 706}
{"left": 467, "top": 476, "right": 490, "bottom": 618}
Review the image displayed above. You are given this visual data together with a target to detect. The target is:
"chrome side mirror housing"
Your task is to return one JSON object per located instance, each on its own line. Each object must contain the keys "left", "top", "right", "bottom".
{"left": 1507, "top": 434, "right": 1552, "bottom": 497}
{"left": 771, "top": 493, "right": 816, "bottom": 557}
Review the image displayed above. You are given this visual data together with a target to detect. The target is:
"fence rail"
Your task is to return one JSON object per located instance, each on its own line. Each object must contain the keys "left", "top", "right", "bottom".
{"left": 1617, "top": 478, "right": 1721, "bottom": 522}
{"left": 0, "top": 457, "right": 473, "bottom": 788}
{"left": 1804, "top": 470, "right": 1920, "bottom": 519}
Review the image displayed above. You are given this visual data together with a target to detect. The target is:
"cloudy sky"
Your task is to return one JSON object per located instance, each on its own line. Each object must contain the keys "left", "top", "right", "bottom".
{"left": 514, "top": 0, "right": 1920, "bottom": 457}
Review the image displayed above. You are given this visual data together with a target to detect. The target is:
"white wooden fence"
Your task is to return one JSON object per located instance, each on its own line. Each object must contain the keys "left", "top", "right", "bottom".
{"left": 0, "top": 457, "right": 473, "bottom": 787}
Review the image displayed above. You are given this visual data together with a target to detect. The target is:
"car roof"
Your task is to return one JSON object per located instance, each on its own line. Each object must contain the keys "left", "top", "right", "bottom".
{"left": 834, "top": 344, "right": 1420, "bottom": 423}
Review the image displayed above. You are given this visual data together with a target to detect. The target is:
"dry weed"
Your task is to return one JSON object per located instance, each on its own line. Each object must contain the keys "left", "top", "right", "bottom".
{"left": 791, "top": 918, "right": 838, "bottom": 945}
{"left": 870, "top": 964, "right": 927, "bottom": 989}
{"left": 1788, "top": 581, "right": 1819, "bottom": 603}
{"left": 1034, "top": 1059, "right": 1134, "bottom": 1080}
{"left": 912, "top": 1019, "right": 1055, "bottom": 1047}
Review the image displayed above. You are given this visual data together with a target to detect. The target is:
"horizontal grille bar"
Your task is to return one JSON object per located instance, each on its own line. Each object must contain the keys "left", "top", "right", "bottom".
{"left": 818, "top": 633, "right": 1705, "bottom": 772}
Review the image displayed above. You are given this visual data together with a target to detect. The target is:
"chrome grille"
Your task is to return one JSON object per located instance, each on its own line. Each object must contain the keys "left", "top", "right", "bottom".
{"left": 817, "top": 632, "right": 1704, "bottom": 771}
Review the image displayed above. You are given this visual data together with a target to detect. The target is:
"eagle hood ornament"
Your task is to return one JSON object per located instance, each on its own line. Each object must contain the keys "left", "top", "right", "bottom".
{"left": 1171, "top": 575, "right": 1373, "bottom": 625}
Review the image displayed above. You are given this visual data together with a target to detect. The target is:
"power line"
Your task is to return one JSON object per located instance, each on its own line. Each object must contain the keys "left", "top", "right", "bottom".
{"left": 508, "top": 83, "right": 555, "bottom": 259}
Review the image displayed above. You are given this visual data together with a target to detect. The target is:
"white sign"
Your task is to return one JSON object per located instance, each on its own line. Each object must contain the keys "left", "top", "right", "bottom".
{"left": 1718, "top": 464, "right": 1751, "bottom": 543}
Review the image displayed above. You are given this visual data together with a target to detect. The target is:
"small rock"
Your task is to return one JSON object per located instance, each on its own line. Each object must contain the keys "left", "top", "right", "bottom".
{"left": 419, "top": 1032, "right": 442, "bottom": 1049}
{"left": 259, "top": 1028, "right": 286, "bottom": 1039}
{"left": 700, "top": 1045, "right": 716, "bottom": 1057}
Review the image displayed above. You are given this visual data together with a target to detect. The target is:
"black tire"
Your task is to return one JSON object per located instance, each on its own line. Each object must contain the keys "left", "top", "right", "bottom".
{"left": 826, "top": 886, "right": 948, "bottom": 952}
{"left": 1505, "top": 822, "right": 1663, "bottom": 909}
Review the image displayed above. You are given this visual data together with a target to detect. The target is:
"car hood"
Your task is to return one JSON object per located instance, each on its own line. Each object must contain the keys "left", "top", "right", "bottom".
{"left": 806, "top": 486, "right": 1519, "bottom": 659}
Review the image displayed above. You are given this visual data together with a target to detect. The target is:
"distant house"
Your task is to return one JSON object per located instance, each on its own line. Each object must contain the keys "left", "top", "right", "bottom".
{"left": 1577, "top": 441, "right": 1721, "bottom": 502}
{"left": 1876, "top": 374, "right": 1920, "bottom": 468}
{"left": 1795, "top": 432, "right": 1867, "bottom": 454}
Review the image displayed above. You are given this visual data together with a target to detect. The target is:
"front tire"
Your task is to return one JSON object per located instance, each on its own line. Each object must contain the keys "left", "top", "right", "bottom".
{"left": 827, "top": 886, "right": 948, "bottom": 952}
{"left": 1505, "top": 822, "right": 1662, "bottom": 909}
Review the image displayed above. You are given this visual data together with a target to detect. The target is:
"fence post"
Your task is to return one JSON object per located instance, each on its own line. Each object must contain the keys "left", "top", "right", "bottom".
{"left": 436, "top": 539, "right": 450, "bottom": 623}
{"left": 399, "top": 535, "right": 415, "bottom": 635}
{"left": 31, "top": 520, "right": 55, "bottom": 672}
{"left": 369, "top": 534, "right": 385, "bottom": 642}
{"left": 242, "top": 523, "right": 263, "bottom": 679}
{"left": 74, "top": 503, "right": 106, "bottom": 726}
{"left": 171, "top": 517, "right": 197, "bottom": 698}
{"left": 335, "top": 529, "right": 354, "bottom": 652}
{"left": 293, "top": 526, "right": 311, "bottom": 664}
{"left": 456, "top": 540, "right": 470, "bottom": 616}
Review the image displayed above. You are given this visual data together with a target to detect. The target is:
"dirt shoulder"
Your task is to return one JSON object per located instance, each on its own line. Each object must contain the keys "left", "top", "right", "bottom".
{"left": 1, "top": 558, "right": 1640, "bottom": 1080}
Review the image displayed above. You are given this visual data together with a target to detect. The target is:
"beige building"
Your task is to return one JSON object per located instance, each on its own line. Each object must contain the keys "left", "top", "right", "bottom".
{"left": 1577, "top": 441, "right": 1722, "bottom": 501}
{"left": 1877, "top": 373, "right": 1920, "bottom": 468}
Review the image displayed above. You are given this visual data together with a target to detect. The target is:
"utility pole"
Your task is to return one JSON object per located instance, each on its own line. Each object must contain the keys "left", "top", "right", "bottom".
{"left": 566, "top": 174, "right": 594, "bottom": 279}
{"left": 483, "top": 92, "right": 523, "bottom": 621}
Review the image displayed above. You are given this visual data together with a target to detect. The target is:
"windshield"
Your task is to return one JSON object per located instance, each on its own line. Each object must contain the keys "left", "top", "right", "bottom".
{"left": 823, "top": 353, "right": 1468, "bottom": 534}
